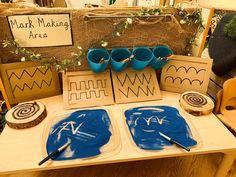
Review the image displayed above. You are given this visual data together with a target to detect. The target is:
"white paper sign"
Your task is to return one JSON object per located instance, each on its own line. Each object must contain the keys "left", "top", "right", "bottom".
{"left": 8, "top": 14, "right": 72, "bottom": 47}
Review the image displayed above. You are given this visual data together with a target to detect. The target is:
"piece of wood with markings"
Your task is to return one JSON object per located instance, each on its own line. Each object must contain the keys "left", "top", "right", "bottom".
{"left": 0, "top": 61, "right": 61, "bottom": 105}
{"left": 111, "top": 67, "right": 162, "bottom": 104}
{"left": 160, "top": 55, "right": 212, "bottom": 94}
{"left": 63, "top": 70, "right": 114, "bottom": 109}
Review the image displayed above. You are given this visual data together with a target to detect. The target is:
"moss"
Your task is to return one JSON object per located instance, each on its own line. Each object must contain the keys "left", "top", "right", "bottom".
{"left": 224, "top": 15, "right": 236, "bottom": 39}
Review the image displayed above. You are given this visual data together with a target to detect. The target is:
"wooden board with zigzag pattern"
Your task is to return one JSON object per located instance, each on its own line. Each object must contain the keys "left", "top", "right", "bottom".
{"left": 0, "top": 61, "right": 61, "bottom": 104}
{"left": 111, "top": 67, "right": 162, "bottom": 104}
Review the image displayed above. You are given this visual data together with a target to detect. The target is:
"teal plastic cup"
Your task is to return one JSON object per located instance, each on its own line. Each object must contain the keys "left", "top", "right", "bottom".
{"left": 131, "top": 47, "right": 153, "bottom": 70}
{"left": 111, "top": 48, "right": 132, "bottom": 72}
{"left": 87, "top": 48, "right": 110, "bottom": 73}
{"left": 150, "top": 45, "right": 173, "bottom": 69}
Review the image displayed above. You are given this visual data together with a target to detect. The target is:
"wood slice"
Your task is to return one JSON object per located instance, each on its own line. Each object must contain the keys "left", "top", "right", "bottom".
{"left": 5, "top": 101, "right": 47, "bottom": 129}
{"left": 179, "top": 91, "right": 214, "bottom": 116}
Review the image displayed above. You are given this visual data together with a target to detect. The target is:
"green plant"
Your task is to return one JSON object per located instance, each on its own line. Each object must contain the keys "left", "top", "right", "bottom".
{"left": 177, "top": 7, "right": 204, "bottom": 28}
{"left": 224, "top": 15, "right": 236, "bottom": 39}
{"left": 96, "top": 7, "right": 163, "bottom": 48}
{"left": 2, "top": 39, "right": 85, "bottom": 72}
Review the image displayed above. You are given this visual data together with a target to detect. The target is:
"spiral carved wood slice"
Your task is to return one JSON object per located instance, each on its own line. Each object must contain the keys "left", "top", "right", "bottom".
{"left": 5, "top": 101, "right": 47, "bottom": 129}
{"left": 180, "top": 91, "right": 214, "bottom": 116}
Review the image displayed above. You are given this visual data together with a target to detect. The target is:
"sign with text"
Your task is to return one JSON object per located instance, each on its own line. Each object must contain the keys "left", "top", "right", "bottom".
{"left": 7, "top": 14, "right": 72, "bottom": 47}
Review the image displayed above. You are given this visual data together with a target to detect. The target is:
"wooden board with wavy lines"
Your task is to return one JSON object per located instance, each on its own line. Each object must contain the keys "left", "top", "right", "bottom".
{"left": 160, "top": 55, "right": 212, "bottom": 94}
{"left": 0, "top": 61, "right": 61, "bottom": 105}
{"left": 111, "top": 67, "right": 161, "bottom": 103}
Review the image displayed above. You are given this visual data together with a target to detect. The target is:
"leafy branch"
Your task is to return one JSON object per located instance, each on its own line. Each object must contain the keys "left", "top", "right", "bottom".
{"left": 2, "top": 39, "right": 85, "bottom": 72}
{"left": 95, "top": 7, "right": 163, "bottom": 48}
{"left": 177, "top": 7, "right": 204, "bottom": 28}
{"left": 224, "top": 15, "right": 236, "bottom": 39}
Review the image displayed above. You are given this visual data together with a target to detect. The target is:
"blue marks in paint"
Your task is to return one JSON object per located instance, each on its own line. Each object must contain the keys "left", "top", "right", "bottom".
{"left": 125, "top": 106, "right": 197, "bottom": 150}
{"left": 46, "top": 109, "right": 112, "bottom": 160}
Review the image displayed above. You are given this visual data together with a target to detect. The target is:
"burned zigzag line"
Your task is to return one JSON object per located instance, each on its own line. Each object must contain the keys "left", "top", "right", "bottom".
{"left": 8, "top": 67, "right": 51, "bottom": 80}
{"left": 117, "top": 73, "right": 152, "bottom": 87}
{"left": 164, "top": 76, "right": 203, "bottom": 85}
{"left": 12, "top": 79, "right": 53, "bottom": 93}
{"left": 68, "top": 90, "right": 108, "bottom": 101}
{"left": 119, "top": 86, "right": 155, "bottom": 98}
{"left": 166, "top": 65, "right": 206, "bottom": 74}
{"left": 68, "top": 79, "right": 106, "bottom": 91}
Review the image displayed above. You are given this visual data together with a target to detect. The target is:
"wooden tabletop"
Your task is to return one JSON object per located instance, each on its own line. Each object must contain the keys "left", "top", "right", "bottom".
{"left": 1, "top": 91, "right": 236, "bottom": 175}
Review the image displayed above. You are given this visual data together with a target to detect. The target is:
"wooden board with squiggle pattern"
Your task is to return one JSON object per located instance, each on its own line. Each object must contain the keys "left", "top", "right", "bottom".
{"left": 160, "top": 55, "right": 212, "bottom": 94}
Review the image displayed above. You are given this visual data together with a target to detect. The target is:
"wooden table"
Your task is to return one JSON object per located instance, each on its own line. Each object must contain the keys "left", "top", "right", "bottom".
{"left": 0, "top": 91, "right": 236, "bottom": 177}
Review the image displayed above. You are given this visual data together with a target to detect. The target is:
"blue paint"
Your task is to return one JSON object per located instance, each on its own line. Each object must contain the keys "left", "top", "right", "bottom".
{"left": 125, "top": 106, "right": 197, "bottom": 150}
{"left": 46, "top": 109, "right": 112, "bottom": 160}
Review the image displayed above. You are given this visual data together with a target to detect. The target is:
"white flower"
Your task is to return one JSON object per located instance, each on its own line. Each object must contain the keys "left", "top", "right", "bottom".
{"left": 180, "top": 19, "right": 186, "bottom": 24}
{"left": 77, "top": 46, "right": 82, "bottom": 50}
{"left": 188, "top": 53, "right": 191, "bottom": 56}
{"left": 101, "top": 41, "right": 108, "bottom": 47}
{"left": 56, "top": 65, "right": 61, "bottom": 71}
{"left": 195, "top": 37, "right": 199, "bottom": 41}
{"left": 155, "top": 12, "right": 159, "bottom": 15}
{"left": 21, "top": 57, "right": 26, "bottom": 62}
{"left": 116, "top": 32, "right": 121, "bottom": 36}
{"left": 71, "top": 52, "right": 76, "bottom": 56}
{"left": 126, "top": 18, "right": 132, "bottom": 24}
{"left": 77, "top": 61, "right": 81, "bottom": 66}
{"left": 35, "top": 54, "right": 41, "bottom": 57}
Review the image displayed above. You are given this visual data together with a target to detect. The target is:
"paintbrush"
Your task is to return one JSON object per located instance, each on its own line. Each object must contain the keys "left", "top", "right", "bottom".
{"left": 38, "top": 142, "right": 71, "bottom": 166}
{"left": 159, "top": 132, "right": 190, "bottom": 151}
{"left": 158, "top": 54, "right": 174, "bottom": 61}
{"left": 120, "top": 55, "right": 134, "bottom": 63}
{"left": 99, "top": 58, "right": 108, "bottom": 63}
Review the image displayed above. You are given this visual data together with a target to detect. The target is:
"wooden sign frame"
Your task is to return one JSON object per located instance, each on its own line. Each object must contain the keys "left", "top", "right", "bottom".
{"left": 160, "top": 55, "right": 213, "bottom": 94}
{"left": 63, "top": 70, "right": 114, "bottom": 109}
{"left": 111, "top": 67, "right": 162, "bottom": 104}
{"left": 0, "top": 61, "right": 61, "bottom": 105}
{"left": 7, "top": 14, "right": 73, "bottom": 47}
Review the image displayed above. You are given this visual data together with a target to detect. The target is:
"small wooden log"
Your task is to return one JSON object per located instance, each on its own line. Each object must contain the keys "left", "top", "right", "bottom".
{"left": 5, "top": 101, "right": 47, "bottom": 129}
{"left": 179, "top": 91, "right": 214, "bottom": 116}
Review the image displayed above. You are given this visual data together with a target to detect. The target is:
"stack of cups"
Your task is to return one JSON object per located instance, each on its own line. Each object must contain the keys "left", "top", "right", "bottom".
{"left": 87, "top": 46, "right": 173, "bottom": 73}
